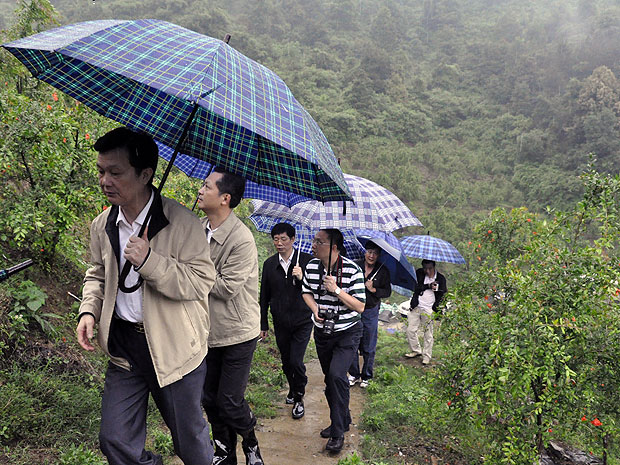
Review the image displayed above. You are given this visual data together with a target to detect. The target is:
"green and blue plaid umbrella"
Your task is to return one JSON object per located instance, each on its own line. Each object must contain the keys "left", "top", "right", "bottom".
{"left": 3, "top": 19, "right": 351, "bottom": 203}
{"left": 400, "top": 235, "right": 466, "bottom": 264}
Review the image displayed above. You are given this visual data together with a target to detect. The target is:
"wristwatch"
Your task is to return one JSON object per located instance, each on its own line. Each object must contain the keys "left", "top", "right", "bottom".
{"left": 334, "top": 287, "right": 341, "bottom": 296}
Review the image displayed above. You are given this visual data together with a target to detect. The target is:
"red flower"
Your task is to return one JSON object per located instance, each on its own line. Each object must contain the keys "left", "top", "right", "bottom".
{"left": 52, "top": 92, "right": 58, "bottom": 101}
{"left": 581, "top": 416, "right": 587, "bottom": 422}
{"left": 40, "top": 248, "right": 44, "bottom": 252}
{"left": 447, "top": 401, "right": 452, "bottom": 406}
{"left": 455, "top": 392, "right": 460, "bottom": 396}
{"left": 46, "top": 104, "right": 52, "bottom": 110}
{"left": 591, "top": 418, "right": 602, "bottom": 427}
{"left": 615, "top": 289, "right": 620, "bottom": 296}
{"left": 571, "top": 317, "right": 576, "bottom": 322}
{"left": 484, "top": 295, "right": 489, "bottom": 300}
{"left": 62, "top": 337, "right": 66, "bottom": 342}
{"left": 548, "top": 428, "right": 552, "bottom": 433}
{"left": 487, "top": 303, "right": 492, "bottom": 308}
{"left": 487, "top": 230, "right": 492, "bottom": 234}
{"left": 103, "top": 205, "right": 108, "bottom": 211}
{"left": 85, "top": 133, "right": 91, "bottom": 140}
{"left": 527, "top": 218, "right": 532, "bottom": 222}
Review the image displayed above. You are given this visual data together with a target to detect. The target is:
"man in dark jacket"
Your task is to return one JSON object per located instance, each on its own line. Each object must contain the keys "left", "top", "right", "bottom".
{"left": 348, "top": 241, "right": 391, "bottom": 388}
{"left": 260, "top": 223, "right": 313, "bottom": 419}
{"left": 405, "top": 259, "right": 447, "bottom": 365}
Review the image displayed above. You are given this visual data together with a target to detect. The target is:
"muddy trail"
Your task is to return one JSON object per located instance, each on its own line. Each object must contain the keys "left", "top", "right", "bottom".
{"left": 254, "top": 357, "right": 365, "bottom": 464}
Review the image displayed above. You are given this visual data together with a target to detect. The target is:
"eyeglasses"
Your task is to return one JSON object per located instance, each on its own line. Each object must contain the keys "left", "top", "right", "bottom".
{"left": 365, "top": 250, "right": 380, "bottom": 256}
{"left": 272, "top": 237, "right": 291, "bottom": 244}
{"left": 312, "top": 238, "right": 328, "bottom": 246}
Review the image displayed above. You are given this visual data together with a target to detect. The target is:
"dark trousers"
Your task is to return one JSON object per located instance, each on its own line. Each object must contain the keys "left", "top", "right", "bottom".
{"left": 100, "top": 320, "right": 213, "bottom": 465}
{"left": 202, "top": 337, "right": 258, "bottom": 434}
{"left": 273, "top": 319, "right": 313, "bottom": 399}
{"left": 348, "top": 304, "right": 380, "bottom": 380}
{"left": 314, "top": 321, "right": 362, "bottom": 438}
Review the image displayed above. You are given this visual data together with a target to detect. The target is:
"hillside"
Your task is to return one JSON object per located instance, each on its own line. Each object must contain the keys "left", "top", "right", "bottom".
{"left": 18, "top": 0, "right": 617, "bottom": 248}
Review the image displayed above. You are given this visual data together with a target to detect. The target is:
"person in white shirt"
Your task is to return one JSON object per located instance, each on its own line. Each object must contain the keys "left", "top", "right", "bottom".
{"left": 405, "top": 259, "right": 447, "bottom": 365}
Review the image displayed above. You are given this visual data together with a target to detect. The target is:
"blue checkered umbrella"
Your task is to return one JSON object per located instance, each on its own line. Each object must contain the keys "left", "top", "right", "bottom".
{"left": 251, "top": 174, "right": 422, "bottom": 232}
{"left": 3, "top": 19, "right": 351, "bottom": 203}
{"left": 400, "top": 235, "right": 466, "bottom": 264}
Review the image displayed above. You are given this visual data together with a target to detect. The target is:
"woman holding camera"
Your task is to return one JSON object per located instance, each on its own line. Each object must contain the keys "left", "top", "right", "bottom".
{"left": 302, "top": 229, "right": 366, "bottom": 453}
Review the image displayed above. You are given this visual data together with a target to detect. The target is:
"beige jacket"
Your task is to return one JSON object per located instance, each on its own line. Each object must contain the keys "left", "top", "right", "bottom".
{"left": 79, "top": 194, "right": 215, "bottom": 387}
{"left": 202, "top": 212, "right": 260, "bottom": 347}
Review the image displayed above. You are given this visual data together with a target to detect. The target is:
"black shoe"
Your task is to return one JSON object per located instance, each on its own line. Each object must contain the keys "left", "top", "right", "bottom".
{"left": 212, "top": 425, "right": 237, "bottom": 465}
{"left": 320, "top": 424, "right": 349, "bottom": 438}
{"left": 292, "top": 400, "right": 305, "bottom": 419}
{"left": 285, "top": 391, "right": 294, "bottom": 404}
{"left": 241, "top": 429, "right": 265, "bottom": 465}
{"left": 325, "top": 436, "right": 344, "bottom": 452}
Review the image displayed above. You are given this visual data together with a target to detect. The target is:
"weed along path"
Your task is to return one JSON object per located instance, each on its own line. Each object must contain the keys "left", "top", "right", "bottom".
{"left": 254, "top": 357, "right": 365, "bottom": 464}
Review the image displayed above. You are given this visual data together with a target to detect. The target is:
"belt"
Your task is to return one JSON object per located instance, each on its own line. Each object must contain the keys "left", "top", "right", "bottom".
{"left": 114, "top": 315, "right": 145, "bottom": 333}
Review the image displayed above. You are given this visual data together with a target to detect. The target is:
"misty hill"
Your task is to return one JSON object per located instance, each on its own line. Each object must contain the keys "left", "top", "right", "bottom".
{"left": 11, "top": 0, "right": 620, "bottom": 247}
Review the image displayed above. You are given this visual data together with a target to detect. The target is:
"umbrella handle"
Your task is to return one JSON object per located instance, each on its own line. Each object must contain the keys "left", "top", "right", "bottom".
{"left": 118, "top": 214, "right": 150, "bottom": 293}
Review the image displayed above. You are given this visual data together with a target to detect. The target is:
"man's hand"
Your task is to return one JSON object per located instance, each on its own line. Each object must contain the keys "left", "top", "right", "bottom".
{"left": 260, "top": 330, "right": 269, "bottom": 340}
{"left": 323, "top": 275, "right": 338, "bottom": 293}
{"left": 125, "top": 226, "right": 150, "bottom": 267}
{"left": 365, "top": 279, "right": 376, "bottom": 292}
{"left": 76, "top": 314, "right": 96, "bottom": 351}
{"left": 291, "top": 265, "right": 303, "bottom": 281}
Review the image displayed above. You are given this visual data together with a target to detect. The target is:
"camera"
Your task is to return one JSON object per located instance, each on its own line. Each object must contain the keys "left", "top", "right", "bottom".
{"left": 431, "top": 281, "right": 439, "bottom": 291}
{"left": 318, "top": 307, "right": 339, "bottom": 335}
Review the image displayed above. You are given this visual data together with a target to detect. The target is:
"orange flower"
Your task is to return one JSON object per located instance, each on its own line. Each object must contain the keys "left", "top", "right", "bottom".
{"left": 85, "top": 133, "right": 91, "bottom": 140}
{"left": 103, "top": 205, "right": 108, "bottom": 211}
{"left": 63, "top": 138, "right": 67, "bottom": 143}
{"left": 487, "top": 303, "right": 492, "bottom": 308}
{"left": 46, "top": 104, "right": 52, "bottom": 110}
{"left": 487, "top": 230, "right": 492, "bottom": 234}
{"left": 581, "top": 416, "right": 587, "bottom": 422}
{"left": 591, "top": 418, "right": 602, "bottom": 427}
{"left": 548, "top": 428, "right": 552, "bottom": 433}
{"left": 52, "top": 92, "right": 58, "bottom": 101}
{"left": 527, "top": 218, "right": 532, "bottom": 222}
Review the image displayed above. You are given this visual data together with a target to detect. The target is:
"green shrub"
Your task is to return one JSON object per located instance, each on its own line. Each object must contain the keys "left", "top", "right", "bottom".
{"left": 57, "top": 444, "right": 105, "bottom": 465}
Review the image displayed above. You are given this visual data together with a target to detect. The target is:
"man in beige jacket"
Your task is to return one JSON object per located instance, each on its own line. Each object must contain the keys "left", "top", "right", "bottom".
{"left": 76, "top": 127, "right": 215, "bottom": 465}
{"left": 197, "top": 167, "right": 264, "bottom": 465}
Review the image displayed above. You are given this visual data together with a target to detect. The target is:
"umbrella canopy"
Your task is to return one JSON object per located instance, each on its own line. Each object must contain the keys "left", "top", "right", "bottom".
{"left": 249, "top": 216, "right": 417, "bottom": 294}
{"left": 400, "top": 235, "right": 466, "bottom": 264}
{"left": 157, "top": 142, "right": 311, "bottom": 207}
{"left": 3, "top": 19, "right": 351, "bottom": 203}
{"left": 356, "top": 230, "right": 417, "bottom": 291}
{"left": 250, "top": 174, "right": 422, "bottom": 232}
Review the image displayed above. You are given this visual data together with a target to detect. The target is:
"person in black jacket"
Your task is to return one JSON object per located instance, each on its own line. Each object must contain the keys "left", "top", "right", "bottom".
{"left": 348, "top": 241, "right": 391, "bottom": 388}
{"left": 405, "top": 259, "right": 447, "bottom": 365}
{"left": 259, "top": 223, "right": 313, "bottom": 419}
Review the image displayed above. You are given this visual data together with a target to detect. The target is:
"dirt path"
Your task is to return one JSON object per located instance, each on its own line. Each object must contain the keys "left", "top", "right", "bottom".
{"left": 253, "top": 357, "right": 365, "bottom": 464}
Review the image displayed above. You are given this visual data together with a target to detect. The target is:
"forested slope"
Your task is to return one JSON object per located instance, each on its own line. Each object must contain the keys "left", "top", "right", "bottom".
{"left": 10, "top": 0, "right": 620, "bottom": 246}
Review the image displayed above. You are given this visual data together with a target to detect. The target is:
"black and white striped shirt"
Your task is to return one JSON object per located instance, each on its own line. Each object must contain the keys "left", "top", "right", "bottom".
{"left": 302, "top": 256, "right": 366, "bottom": 332}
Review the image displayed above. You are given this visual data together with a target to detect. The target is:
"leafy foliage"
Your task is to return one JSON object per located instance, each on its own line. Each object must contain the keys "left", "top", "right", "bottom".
{"left": 439, "top": 167, "right": 620, "bottom": 463}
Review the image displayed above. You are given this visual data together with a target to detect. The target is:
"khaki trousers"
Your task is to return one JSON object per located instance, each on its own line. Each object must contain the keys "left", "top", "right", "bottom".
{"left": 406, "top": 307, "right": 434, "bottom": 362}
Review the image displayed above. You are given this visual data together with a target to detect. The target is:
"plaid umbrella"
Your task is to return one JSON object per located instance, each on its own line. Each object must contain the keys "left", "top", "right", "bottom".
{"left": 249, "top": 218, "right": 416, "bottom": 295}
{"left": 3, "top": 19, "right": 351, "bottom": 203}
{"left": 400, "top": 235, "right": 466, "bottom": 264}
{"left": 157, "top": 142, "right": 311, "bottom": 207}
{"left": 250, "top": 174, "right": 422, "bottom": 232}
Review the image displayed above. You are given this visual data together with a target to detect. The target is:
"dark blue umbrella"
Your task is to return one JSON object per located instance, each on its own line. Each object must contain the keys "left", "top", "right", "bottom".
{"left": 400, "top": 235, "right": 466, "bottom": 264}
{"left": 3, "top": 19, "right": 351, "bottom": 203}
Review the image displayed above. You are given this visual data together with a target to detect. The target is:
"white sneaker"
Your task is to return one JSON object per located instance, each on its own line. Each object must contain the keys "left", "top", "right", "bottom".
{"left": 359, "top": 379, "right": 369, "bottom": 388}
{"left": 422, "top": 357, "right": 431, "bottom": 365}
{"left": 348, "top": 374, "right": 360, "bottom": 386}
